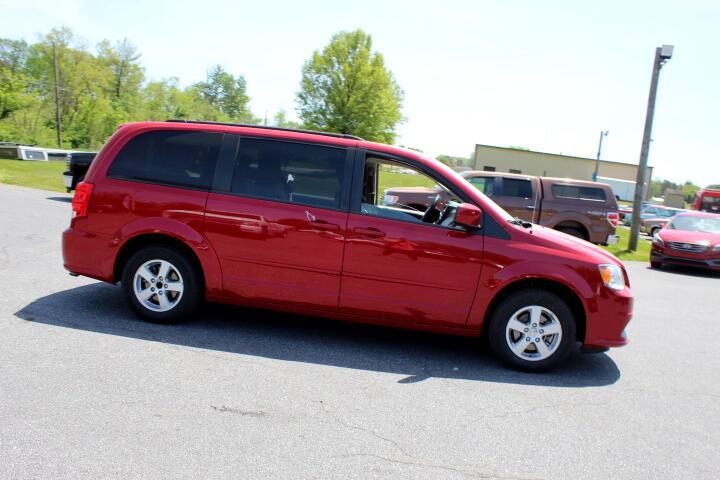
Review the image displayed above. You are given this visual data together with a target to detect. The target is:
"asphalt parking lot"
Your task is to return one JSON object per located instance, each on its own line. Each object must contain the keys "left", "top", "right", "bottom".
{"left": 1, "top": 184, "right": 718, "bottom": 480}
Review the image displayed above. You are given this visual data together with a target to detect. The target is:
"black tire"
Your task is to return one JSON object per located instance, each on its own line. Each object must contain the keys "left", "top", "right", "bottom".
{"left": 121, "top": 245, "right": 201, "bottom": 324}
{"left": 487, "top": 289, "right": 577, "bottom": 372}
{"left": 650, "top": 260, "right": 662, "bottom": 269}
{"left": 555, "top": 226, "right": 588, "bottom": 241}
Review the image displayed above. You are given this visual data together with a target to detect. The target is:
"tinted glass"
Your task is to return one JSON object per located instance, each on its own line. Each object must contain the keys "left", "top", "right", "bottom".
{"left": 467, "top": 176, "right": 495, "bottom": 195}
{"left": 230, "top": 138, "right": 347, "bottom": 209}
{"left": 503, "top": 178, "right": 533, "bottom": 198}
{"left": 552, "top": 184, "right": 606, "bottom": 201}
{"left": 108, "top": 130, "right": 221, "bottom": 189}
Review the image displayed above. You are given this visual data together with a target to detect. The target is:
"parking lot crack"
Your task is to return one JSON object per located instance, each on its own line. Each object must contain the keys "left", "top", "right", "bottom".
{"left": 335, "top": 452, "right": 544, "bottom": 480}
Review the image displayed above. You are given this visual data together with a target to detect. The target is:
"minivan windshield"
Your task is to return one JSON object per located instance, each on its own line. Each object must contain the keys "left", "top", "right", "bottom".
{"left": 668, "top": 215, "right": 720, "bottom": 234}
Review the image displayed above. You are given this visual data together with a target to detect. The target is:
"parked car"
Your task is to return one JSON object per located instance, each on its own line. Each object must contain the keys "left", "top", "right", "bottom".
{"left": 384, "top": 171, "right": 619, "bottom": 245}
{"left": 641, "top": 217, "right": 672, "bottom": 237}
{"left": 691, "top": 189, "right": 720, "bottom": 214}
{"left": 623, "top": 204, "right": 682, "bottom": 226}
{"left": 63, "top": 151, "right": 97, "bottom": 192}
{"left": 618, "top": 204, "right": 634, "bottom": 221}
{"left": 651, "top": 212, "right": 720, "bottom": 271}
{"left": 63, "top": 121, "right": 633, "bottom": 371}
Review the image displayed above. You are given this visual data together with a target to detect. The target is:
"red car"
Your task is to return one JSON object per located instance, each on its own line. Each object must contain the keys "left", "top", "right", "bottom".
{"left": 63, "top": 121, "right": 633, "bottom": 371}
{"left": 651, "top": 211, "right": 720, "bottom": 271}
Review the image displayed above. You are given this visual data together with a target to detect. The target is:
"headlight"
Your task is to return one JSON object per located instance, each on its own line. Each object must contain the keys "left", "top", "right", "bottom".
{"left": 653, "top": 234, "right": 664, "bottom": 245}
{"left": 599, "top": 264, "right": 625, "bottom": 291}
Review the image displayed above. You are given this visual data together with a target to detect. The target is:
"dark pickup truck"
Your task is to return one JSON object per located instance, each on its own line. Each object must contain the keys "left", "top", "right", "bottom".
{"left": 384, "top": 171, "right": 620, "bottom": 245}
{"left": 63, "top": 152, "right": 97, "bottom": 192}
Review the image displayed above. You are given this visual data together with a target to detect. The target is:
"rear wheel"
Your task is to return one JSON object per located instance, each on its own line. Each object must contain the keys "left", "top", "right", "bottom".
{"left": 555, "top": 226, "right": 588, "bottom": 241}
{"left": 650, "top": 260, "right": 662, "bottom": 269}
{"left": 488, "top": 289, "right": 576, "bottom": 372}
{"left": 121, "top": 246, "right": 200, "bottom": 323}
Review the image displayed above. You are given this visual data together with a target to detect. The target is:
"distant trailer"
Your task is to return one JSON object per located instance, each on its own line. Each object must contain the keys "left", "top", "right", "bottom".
{"left": 0, "top": 143, "right": 81, "bottom": 162}
{"left": 0, "top": 143, "right": 49, "bottom": 161}
{"left": 596, "top": 176, "right": 637, "bottom": 202}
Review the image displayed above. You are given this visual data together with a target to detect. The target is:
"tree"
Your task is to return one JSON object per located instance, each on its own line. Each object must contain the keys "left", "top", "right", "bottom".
{"left": 272, "top": 109, "right": 300, "bottom": 129}
{"left": 97, "top": 39, "right": 143, "bottom": 100}
{"left": 437, "top": 154, "right": 473, "bottom": 170}
{"left": 296, "top": 30, "right": 403, "bottom": 143}
{"left": 194, "top": 65, "right": 254, "bottom": 122}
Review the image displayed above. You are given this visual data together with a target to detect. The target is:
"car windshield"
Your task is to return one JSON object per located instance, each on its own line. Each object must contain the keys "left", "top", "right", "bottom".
{"left": 668, "top": 215, "right": 720, "bottom": 234}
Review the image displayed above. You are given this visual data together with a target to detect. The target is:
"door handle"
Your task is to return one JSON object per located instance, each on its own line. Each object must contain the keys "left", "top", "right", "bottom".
{"left": 526, "top": 205, "right": 536, "bottom": 210}
{"left": 310, "top": 220, "right": 340, "bottom": 231}
{"left": 353, "top": 227, "right": 386, "bottom": 238}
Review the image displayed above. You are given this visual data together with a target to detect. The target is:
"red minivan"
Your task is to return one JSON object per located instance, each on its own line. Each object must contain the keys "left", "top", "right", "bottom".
{"left": 63, "top": 121, "right": 633, "bottom": 371}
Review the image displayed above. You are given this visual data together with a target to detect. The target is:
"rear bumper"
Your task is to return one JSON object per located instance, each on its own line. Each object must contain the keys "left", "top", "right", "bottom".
{"left": 62, "top": 227, "right": 117, "bottom": 282}
{"left": 605, "top": 234, "right": 619, "bottom": 246}
{"left": 584, "top": 287, "right": 633, "bottom": 349}
{"left": 63, "top": 171, "right": 74, "bottom": 189}
{"left": 651, "top": 250, "right": 720, "bottom": 270}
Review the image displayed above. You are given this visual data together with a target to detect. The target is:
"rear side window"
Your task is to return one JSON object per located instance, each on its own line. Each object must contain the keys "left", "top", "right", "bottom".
{"left": 467, "top": 176, "right": 495, "bottom": 195}
{"left": 230, "top": 138, "right": 347, "bottom": 210}
{"left": 552, "top": 184, "right": 607, "bottom": 202}
{"left": 107, "top": 130, "right": 222, "bottom": 189}
{"left": 502, "top": 178, "right": 533, "bottom": 198}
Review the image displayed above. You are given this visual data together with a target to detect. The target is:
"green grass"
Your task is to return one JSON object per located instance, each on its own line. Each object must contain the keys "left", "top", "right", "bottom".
{"left": 377, "top": 169, "right": 437, "bottom": 195}
{"left": 0, "top": 159, "right": 67, "bottom": 192}
{"left": 602, "top": 226, "right": 652, "bottom": 261}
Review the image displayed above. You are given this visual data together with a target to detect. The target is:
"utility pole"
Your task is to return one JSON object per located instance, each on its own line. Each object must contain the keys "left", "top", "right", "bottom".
{"left": 52, "top": 42, "right": 62, "bottom": 148}
{"left": 593, "top": 130, "right": 608, "bottom": 181}
{"left": 629, "top": 45, "right": 673, "bottom": 251}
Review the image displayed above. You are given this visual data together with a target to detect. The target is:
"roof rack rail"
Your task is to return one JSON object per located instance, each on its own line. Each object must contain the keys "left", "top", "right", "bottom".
{"left": 165, "top": 119, "right": 364, "bottom": 141}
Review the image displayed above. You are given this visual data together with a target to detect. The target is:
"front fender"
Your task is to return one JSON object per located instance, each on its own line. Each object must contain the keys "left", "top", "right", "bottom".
{"left": 113, "top": 217, "right": 223, "bottom": 296}
{"left": 466, "top": 255, "right": 596, "bottom": 332}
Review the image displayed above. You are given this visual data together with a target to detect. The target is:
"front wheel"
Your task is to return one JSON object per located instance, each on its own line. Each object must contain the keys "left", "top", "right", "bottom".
{"left": 487, "top": 289, "right": 577, "bottom": 372}
{"left": 121, "top": 246, "right": 201, "bottom": 323}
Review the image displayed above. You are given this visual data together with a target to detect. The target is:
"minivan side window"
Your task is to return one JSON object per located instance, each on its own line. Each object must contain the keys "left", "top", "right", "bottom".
{"left": 107, "top": 130, "right": 222, "bottom": 189}
{"left": 502, "top": 178, "right": 533, "bottom": 198}
{"left": 230, "top": 138, "right": 347, "bottom": 210}
{"left": 552, "top": 184, "right": 607, "bottom": 202}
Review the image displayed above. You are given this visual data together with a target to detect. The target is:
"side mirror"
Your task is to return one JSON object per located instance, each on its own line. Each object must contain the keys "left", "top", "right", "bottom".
{"left": 455, "top": 203, "right": 482, "bottom": 229}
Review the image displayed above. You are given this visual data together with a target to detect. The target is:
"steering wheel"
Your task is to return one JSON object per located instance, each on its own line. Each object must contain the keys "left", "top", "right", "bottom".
{"left": 422, "top": 194, "right": 443, "bottom": 224}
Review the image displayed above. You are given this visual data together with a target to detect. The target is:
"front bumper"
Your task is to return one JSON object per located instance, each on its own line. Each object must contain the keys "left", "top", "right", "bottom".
{"left": 584, "top": 287, "right": 633, "bottom": 350}
{"left": 651, "top": 249, "right": 720, "bottom": 270}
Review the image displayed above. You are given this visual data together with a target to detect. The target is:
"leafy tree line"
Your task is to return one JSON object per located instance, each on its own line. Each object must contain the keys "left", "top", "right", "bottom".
{"left": 0, "top": 28, "right": 257, "bottom": 149}
{"left": 0, "top": 28, "right": 404, "bottom": 150}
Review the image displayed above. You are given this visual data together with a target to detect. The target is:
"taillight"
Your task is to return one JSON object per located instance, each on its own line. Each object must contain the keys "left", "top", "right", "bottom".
{"left": 607, "top": 212, "right": 619, "bottom": 227}
{"left": 382, "top": 194, "right": 399, "bottom": 205}
{"left": 72, "top": 182, "right": 94, "bottom": 218}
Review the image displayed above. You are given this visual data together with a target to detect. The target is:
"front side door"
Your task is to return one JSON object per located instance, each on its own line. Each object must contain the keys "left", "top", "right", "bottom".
{"left": 339, "top": 153, "right": 484, "bottom": 327}
{"left": 203, "top": 135, "right": 353, "bottom": 310}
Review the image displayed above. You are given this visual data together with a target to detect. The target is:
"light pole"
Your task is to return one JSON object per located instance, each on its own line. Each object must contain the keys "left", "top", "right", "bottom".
{"left": 628, "top": 45, "right": 673, "bottom": 251}
{"left": 593, "top": 130, "right": 609, "bottom": 181}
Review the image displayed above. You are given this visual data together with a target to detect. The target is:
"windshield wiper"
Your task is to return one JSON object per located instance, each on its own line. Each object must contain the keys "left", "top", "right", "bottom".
{"left": 508, "top": 217, "right": 533, "bottom": 229}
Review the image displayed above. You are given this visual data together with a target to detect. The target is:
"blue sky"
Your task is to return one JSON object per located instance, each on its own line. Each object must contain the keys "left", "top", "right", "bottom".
{"left": 2, "top": 0, "right": 718, "bottom": 185}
